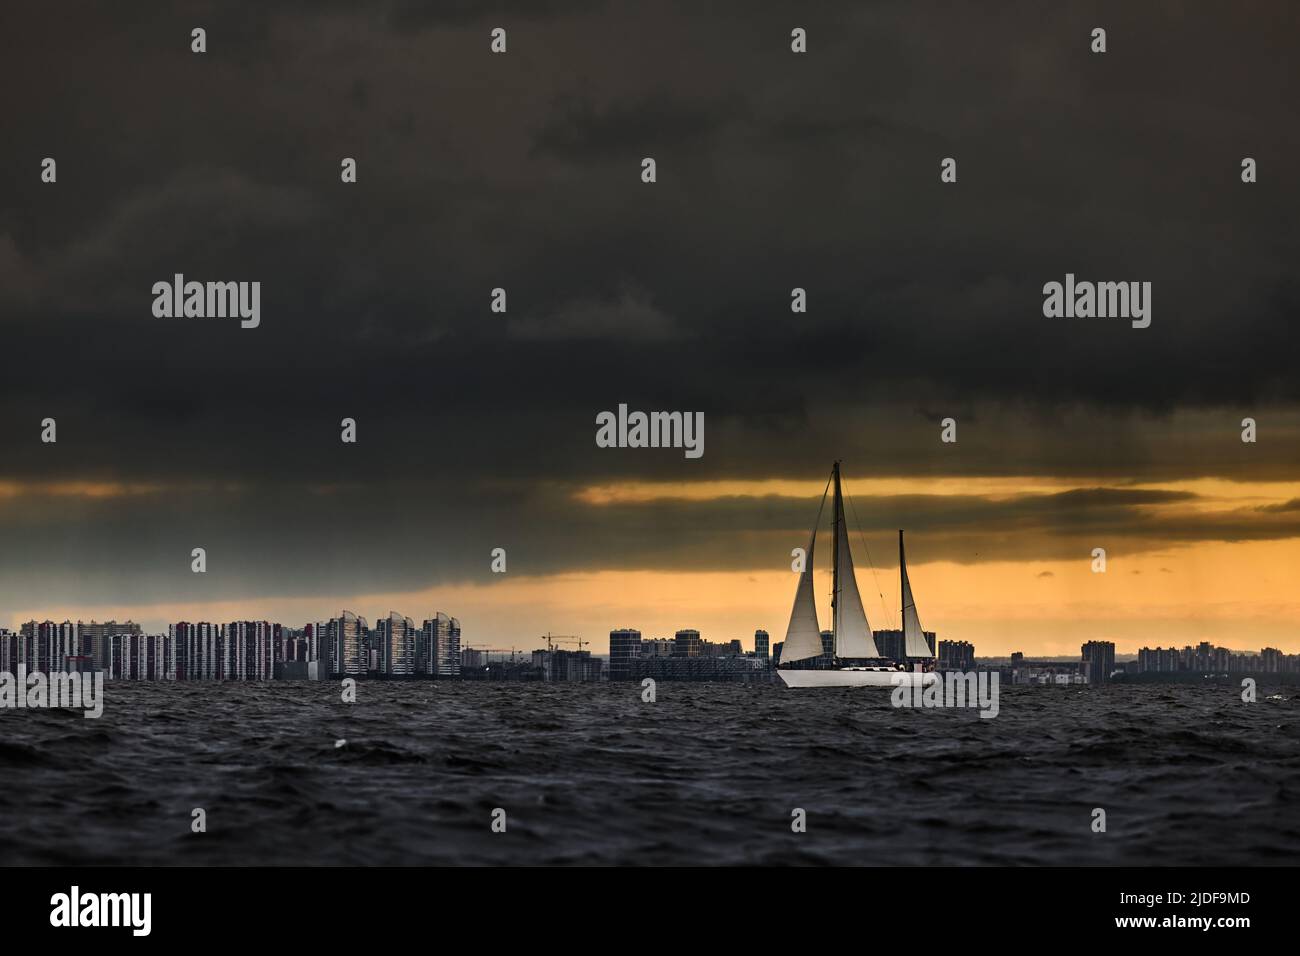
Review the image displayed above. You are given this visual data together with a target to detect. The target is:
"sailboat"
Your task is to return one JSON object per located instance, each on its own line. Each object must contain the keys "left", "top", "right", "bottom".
{"left": 777, "top": 461, "right": 936, "bottom": 688}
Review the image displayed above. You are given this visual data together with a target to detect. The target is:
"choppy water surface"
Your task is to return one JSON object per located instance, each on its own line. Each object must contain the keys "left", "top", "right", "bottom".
{"left": 1, "top": 681, "right": 1296, "bottom": 865}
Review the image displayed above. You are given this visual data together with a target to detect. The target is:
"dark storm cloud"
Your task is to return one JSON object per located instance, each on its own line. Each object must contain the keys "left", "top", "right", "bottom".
{"left": 532, "top": 91, "right": 747, "bottom": 160}
{"left": 1, "top": 1, "right": 1298, "bottom": 612}
{"left": 2, "top": 479, "right": 1297, "bottom": 608}
{"left": 384, "top": 0, "right": 610, "bottom": 31}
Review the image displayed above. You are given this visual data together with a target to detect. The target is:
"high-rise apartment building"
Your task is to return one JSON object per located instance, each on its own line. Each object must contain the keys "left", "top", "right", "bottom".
{"left": 223, "top": 622, "right": 278, "bottom": 681}
{"left": 171, "top": 622, "right": 222, "bottom": 680}
{"left": 1081, "top": 640, "right": 1116, "bottom": 685}
{"left": 326, "top": 611, "right": 368, "bottom": 676}
{"left": 419, "top": 613, "right": 461, "bottom": 677}
{"left": 608, "top": 628, "right": 643, "bottom": 680}
{"left": 377, "top": 612, "right": 417, "bottom": 676}
{"left": 107, "top": 633, "right": 176, "bottom": 680}
{"left": 938, "top": 639, "right": 975, "bottom": 670}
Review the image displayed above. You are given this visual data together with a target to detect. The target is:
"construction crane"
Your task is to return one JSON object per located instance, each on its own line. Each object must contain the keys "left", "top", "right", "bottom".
{"left": 542, "top": 633, "right": 588, "bottom": 653}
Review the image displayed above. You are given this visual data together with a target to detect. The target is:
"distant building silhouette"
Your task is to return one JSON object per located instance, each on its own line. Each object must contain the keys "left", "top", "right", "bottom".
{"left": 376, "top": 612, "right": 416, "bottom": 676}
{"left": 608, "top": 628, "right": 643, "bottom": 681}
{"left": 171, "top": 622, "right": 221, "bottom": 680}
{"left": 938, "top": 639, "right": 975, "bottom": 670}
{"left": 419, "top": 613, "right": 461, "bottom": 677}
{"left": 873, "top": 629, "right": 937, "bottom": 662}
{"left": 326, "top": 611, "right": 368, "bottom": 676}
{"left": 1081, "top": 640, "right": 1116, "bottom": 685}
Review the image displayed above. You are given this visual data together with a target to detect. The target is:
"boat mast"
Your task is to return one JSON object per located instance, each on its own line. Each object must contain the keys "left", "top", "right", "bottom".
{"left": 899, "top": 529, "right": 905, "bottom": 663}
{"left": 831, "top": 461, "right": 842, "bottom": 663}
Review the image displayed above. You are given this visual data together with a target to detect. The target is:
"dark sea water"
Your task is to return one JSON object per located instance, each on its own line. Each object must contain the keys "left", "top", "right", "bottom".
{"left": 2, "top": 680, "right": 1297, "bottom": 866}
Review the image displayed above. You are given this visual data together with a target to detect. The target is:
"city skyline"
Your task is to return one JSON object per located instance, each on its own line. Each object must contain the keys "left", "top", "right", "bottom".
{"left": 4, "top": 597, "right": 1297, "bottom": 661}
{"left": 8, "top": 613, "right": 1297, "bottom": 686}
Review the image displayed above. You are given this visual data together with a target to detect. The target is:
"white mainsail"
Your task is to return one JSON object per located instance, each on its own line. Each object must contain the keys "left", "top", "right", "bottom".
{"left": 900, "top": 531, "right": 932, "bottom": 658}
{"left": 834, "top": 506, "right": 881, "bottom": 658}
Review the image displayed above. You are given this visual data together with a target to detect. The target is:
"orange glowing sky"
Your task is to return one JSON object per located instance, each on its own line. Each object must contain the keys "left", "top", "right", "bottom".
{"left": 9, "top": 473, "right": 1299, "bottom": 657}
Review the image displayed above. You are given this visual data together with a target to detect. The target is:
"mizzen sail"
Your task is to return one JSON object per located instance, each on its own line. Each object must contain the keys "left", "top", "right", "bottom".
{"left": 900, "top": 530, "right": 932, "bottom": 658}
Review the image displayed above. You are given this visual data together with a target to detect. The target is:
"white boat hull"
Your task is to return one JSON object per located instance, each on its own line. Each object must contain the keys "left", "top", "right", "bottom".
{"left": 777, "top": 668, "right": 937, "bottom": 688}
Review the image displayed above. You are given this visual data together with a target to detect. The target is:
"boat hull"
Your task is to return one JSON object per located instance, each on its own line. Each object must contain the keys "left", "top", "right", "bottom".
{"left": 777, "top": 668, "right": 936, "bottom": 688}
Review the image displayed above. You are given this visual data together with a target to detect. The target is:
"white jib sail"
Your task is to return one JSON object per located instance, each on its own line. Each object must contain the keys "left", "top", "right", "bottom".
{"left": 781, "top": 527, "right": 825, "bottom": 662}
